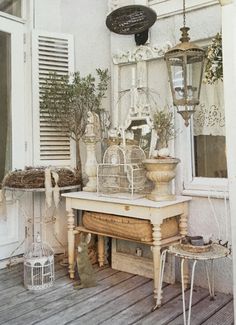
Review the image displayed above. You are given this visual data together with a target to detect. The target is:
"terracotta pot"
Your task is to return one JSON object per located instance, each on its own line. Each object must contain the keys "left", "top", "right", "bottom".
{"left": 143, "top": 157, "right": 180, "bottom": 201}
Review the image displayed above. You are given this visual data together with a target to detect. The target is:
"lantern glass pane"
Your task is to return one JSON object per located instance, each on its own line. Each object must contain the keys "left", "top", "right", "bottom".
{"left": 169, "top": 57, "right": 184, "bottom": 101}
{"left": 186, "top": 56, "right": 203, "bottom": 103}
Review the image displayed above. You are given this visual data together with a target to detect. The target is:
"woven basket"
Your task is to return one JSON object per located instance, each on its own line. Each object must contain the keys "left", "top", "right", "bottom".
{"left": 180, "top": 242, "right": 213, "bottom": 253}
{"left": 82, "top": 212, "right": 179, "bottom": 242}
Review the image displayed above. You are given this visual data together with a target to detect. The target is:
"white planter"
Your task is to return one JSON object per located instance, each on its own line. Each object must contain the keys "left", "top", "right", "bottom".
{"left": 143, "top": 158, "right": 180, "bottom": 201}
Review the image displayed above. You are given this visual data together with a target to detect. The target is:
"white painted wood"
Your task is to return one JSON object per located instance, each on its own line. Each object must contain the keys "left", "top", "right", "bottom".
{"left": 112, "top": 239, "right": 176, "bottom": 283}
{"left": 148, "top": 0, "right": 219, "bottom": 19}
{"left": 62, "top": 191, "right": 191, "bottom": 209}
{"left": 62, "top": 191, "right": 191, "bottom": 304}
{"left": 0, "top": 16, "right": 25, "bottom": 260}
{"left": 221, "top": 0, "right": 236, "bottom": 319}
{"left": 219, "top": 0, "right": 234, "bottom": 5}
{"left": 32, "top": 29, "right": 74, "bottom": 166}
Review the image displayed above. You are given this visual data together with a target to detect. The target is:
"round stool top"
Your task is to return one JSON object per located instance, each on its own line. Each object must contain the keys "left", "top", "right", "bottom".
{"left": 168, "top": 243, "right": 230, "bottom": 261}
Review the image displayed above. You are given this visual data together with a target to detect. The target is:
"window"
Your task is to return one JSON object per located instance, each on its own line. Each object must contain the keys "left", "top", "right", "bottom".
{"left": 0, "top": 31, "right": 11, "bottom": 184}
{"left": 0, "top": 0, "right": 22, "bottom": 18}
{"left": 192, "top": 81, "right": 227, "bottom": 179}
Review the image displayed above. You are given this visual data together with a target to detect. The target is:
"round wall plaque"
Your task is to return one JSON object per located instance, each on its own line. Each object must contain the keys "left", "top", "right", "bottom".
{"left": 106, "top": 5, "right": 157, "bottom": 35}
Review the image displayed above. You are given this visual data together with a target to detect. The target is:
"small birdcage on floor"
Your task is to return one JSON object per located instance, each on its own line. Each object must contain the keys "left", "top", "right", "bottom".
{"left": 97, "top": 144, "right": 149, "bottom": 199}
{"left": 24, "top": 233, "right": 54, "bottom": 291}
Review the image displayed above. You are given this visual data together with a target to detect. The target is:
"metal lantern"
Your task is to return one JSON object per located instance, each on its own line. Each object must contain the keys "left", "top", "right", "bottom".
{"left": 164, "top": 0, "right": 205, "bottom": 127}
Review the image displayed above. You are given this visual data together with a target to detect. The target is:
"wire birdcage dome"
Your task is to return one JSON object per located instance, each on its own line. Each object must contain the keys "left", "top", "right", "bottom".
{"left": 98, "top": 144, "right": 148, "bottom": 199}
{"left": 24, "top": 234, "right": 54, "bottom": 291}
{"left": 103, "top": 144, "right": 146, "bottom": 165}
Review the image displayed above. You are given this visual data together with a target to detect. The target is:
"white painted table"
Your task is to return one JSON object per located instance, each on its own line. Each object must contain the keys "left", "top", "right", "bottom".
{"left": 62, "top": 191, "right": 192, "bottom": 305}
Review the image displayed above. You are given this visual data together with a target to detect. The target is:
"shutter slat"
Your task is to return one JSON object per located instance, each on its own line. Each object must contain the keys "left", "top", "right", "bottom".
{"left": 32, "top": 30, "right": 74, "bottom": 165}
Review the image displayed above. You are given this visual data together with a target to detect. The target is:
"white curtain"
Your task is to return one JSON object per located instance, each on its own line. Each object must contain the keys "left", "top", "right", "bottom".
{"left": 193, "top": 81, "right": 225, "bottom": 136}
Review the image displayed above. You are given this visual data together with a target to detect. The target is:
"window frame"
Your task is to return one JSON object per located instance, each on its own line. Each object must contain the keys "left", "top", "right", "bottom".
{"left": 0, "top": 0, "right": 26, "bottom": 22}
{"left": 178, "top": 107, "right": 228, "bottom": 198}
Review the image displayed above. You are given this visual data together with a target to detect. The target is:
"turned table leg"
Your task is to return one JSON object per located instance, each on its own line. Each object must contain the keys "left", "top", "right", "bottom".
{"left": 98, "top": 235, "right": 105, "bottom": 267}
{"left": 67, "top": 208, "right": 75, "bottom": 279}
{"left": 180, "top": 204, "right": 189, "bottom": 289}
{"left": 152, "top": 223, "right": 162, "bottom": 306}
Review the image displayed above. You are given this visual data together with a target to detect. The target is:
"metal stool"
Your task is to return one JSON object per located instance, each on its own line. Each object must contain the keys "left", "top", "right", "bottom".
{"left": 155, "top": 243, "right": 230, "bottom": 325}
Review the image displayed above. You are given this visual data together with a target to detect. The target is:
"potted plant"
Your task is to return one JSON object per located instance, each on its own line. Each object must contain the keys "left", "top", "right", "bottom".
{"left": 40, "top": 69, "right": 109, "bottom": 182}
{"left": 143, "top": 107, "right": 180, "bottom": 201}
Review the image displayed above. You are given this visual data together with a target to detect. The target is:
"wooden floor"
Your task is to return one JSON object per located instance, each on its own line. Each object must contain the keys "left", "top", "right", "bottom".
{"left": 0, "top": 261, "right": 233, "bottom": 325}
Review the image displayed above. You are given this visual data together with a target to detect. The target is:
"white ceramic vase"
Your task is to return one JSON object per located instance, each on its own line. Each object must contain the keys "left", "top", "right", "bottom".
{"left": 143, "top": 158, "right": 180, "bottom": 201}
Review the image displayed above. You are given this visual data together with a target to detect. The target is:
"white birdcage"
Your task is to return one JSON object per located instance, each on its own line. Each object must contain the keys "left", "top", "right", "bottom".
{"left": 97, "top": 145, "right": 149, "bottom": 199}
{"left": 24, "top": 234, "right": 54, "bottom": 291}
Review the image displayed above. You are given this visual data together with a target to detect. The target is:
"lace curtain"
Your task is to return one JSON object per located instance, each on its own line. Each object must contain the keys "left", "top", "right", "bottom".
{"left": 193, "top": 81, "right": 225, "bottom": 136}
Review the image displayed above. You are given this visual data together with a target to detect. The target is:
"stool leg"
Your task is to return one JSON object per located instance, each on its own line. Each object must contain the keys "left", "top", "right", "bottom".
{"left": 153, "top": 249, "right": 167, "bottom": 311}
{"left": 205, "top": 260, "right": 215, "bottom": 300}
{"left": 181, "top": 259, "right": 197, "bottom": 325}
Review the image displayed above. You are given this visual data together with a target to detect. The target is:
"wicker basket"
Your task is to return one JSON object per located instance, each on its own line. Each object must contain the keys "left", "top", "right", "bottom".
{"left": 180, "top": 242, "right": 213, "bottom": 253}
{"left": 82, "top": 211, "right": 179, "bottom": 242}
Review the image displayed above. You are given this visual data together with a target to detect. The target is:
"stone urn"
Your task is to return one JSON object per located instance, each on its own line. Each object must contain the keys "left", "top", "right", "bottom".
{"left": 143, "top": 157, "right": 180, "bottom": 201}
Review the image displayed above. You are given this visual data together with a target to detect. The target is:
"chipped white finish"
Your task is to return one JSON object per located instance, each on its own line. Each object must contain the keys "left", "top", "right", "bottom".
{"left": 62, "top": 191, "right": 191, "bottom": 303}
{"left": 112, "top": 43, "right": 172, "bottom": 64}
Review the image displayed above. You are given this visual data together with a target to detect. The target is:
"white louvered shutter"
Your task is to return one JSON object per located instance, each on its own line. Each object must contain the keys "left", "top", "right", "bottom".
{"left": 32, "top": 30, "right": 75, "bottom": 166}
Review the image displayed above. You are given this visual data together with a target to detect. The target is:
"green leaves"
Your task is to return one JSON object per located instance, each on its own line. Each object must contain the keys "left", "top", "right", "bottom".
{"left": 204, "top": 33, "right": 223, "bottom": 84}
{"left": 153, "top": 107, "right": 175, "bottom": 149}
{"left": 40, "top": 69, "right": 109, "bottom": 142}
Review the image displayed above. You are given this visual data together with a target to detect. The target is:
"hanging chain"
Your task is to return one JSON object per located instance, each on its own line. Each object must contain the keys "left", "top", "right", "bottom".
{"left": 183, "top": 0, "right": 186, "bottom": 27}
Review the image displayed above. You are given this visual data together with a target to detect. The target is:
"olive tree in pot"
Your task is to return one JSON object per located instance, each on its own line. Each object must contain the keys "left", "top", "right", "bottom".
{"left": 40, "top": 69, "right": 109, "bottom": 184}
{"left": 143, "top": 107, "right": 180, "bottom": 201}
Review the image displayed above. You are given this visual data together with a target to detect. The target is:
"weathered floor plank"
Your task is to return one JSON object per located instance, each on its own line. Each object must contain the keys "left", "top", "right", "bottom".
{"left": 0, "top": 265, "right": 69, "bottom": 307}
{"left": 101, "top": 283, "right": 187, "bottom": 325}
{"left": 67, "top": 279, "right": 155, "bottom": 324}
{"left": 167, "top": 292, "right": 233, "bottom": 325}
{"left": 0, "top": 263, "right": 23, "bottom": 276}
{"left": 2, "top": 271, "right": 133, "bottom": 325}
{"left": 202, "top": 300, "right": 234, "bottom": 325}
{"left": 36, "top": 274, "right": 147, "bottom": 325}
{"left": 0, "top": 263, "right": 233, "bottom": 325}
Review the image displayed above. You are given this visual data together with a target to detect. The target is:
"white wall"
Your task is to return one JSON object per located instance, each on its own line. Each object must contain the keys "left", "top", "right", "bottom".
{"left": 60, "top": 0, "right": 111, "bottom": 164}
{"left": 34, "top": 0, "right": 62, "bottom": 32}
{"left": 61, "top": 0, "right": 110, "bottom": 76}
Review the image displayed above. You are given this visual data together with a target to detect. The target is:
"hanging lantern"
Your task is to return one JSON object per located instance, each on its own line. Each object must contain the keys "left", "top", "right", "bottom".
{"left": 164, "top": 0, "right": 205, "bottom": 126}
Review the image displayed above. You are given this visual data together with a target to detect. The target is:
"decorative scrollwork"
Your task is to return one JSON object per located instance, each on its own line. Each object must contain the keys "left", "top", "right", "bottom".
{"left": 112, "top": 42, "right": 172, "bottom": 64}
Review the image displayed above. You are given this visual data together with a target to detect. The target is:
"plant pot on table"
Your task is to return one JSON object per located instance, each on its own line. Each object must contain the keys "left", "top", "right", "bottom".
{"left": 143, "top": 157, "right": 180, "bottom": 201}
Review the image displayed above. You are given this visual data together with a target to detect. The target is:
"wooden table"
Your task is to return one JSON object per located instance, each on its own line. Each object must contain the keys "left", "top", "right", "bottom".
{"left": 62, "top": 191, "right": 191, "bottom": 305}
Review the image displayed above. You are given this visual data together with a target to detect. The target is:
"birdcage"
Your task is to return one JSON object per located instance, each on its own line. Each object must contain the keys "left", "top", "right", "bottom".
{"left": 97, "top": 145, "right": 149, "bottom": 199}
{"left": 24, "top": 234, "right": 54, "bottom": 291}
